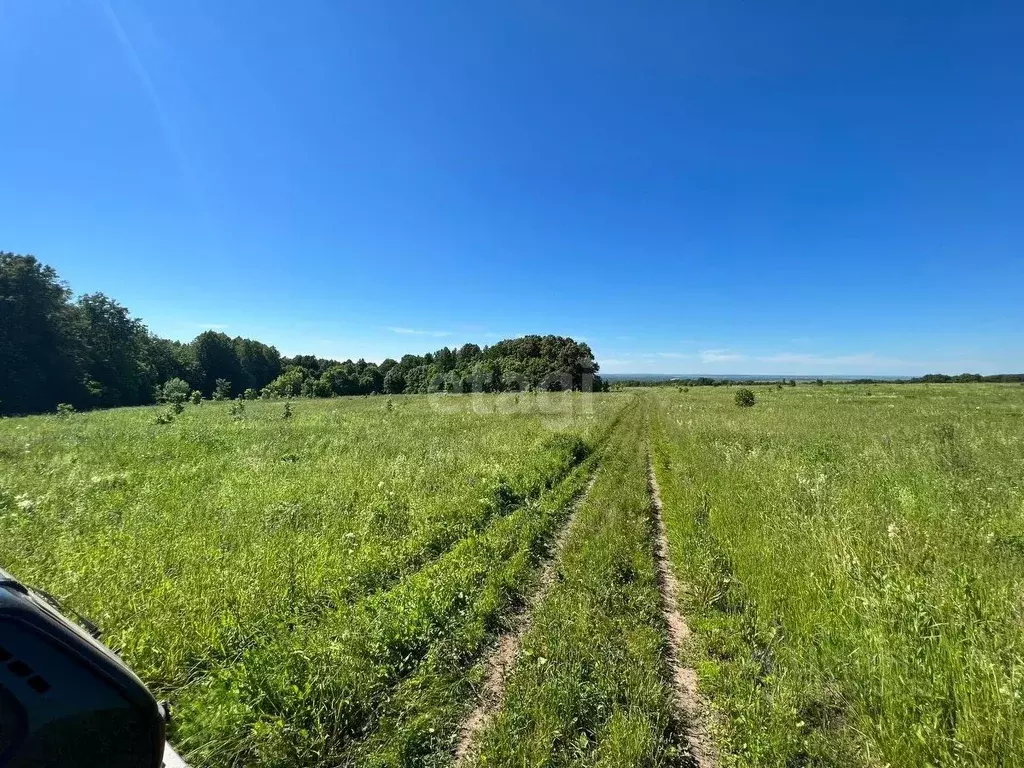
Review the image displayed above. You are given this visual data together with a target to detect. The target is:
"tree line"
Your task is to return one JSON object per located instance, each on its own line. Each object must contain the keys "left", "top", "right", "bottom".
{"left": 0, "top": 252, "right": 603, "bottom": 416}
{"left": 906, "top": 373, "right": 1024, "bottom": 384}
{"left": 611, "top": 377, "right": 801, "bottom": 389}
{"left": 611, "top": 373, "right": 1023, "bottom": 389}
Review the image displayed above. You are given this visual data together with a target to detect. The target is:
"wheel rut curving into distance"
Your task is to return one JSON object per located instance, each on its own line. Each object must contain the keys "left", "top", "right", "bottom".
{"left": 453, "top": 471, "right": 600, "bottom": 765}
{"left": 648, "top": 456, "right": 718, "bottom": 768}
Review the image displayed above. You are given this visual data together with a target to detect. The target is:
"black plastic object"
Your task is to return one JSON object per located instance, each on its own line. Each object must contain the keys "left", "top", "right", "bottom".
{"left": 0, "top": 566, "right": 165, "bottom": 767}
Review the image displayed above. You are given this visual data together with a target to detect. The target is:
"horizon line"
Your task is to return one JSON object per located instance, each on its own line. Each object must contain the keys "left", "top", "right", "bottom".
{"left": 600, "top": 372, "right": 1022, "bottom": 379}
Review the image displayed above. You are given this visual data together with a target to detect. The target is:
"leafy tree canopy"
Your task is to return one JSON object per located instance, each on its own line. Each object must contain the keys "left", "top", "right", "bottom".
{"left": 0, "top": 253, "right": 605, "bottom": 414}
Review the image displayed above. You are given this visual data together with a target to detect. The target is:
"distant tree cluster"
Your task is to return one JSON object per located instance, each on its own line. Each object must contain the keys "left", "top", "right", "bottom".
{"left": 0, "top": 252, "right": 603, "bottom": 415}
{"left": 611, "top": 373, "right": 1023, "bottom": 389}
{"left": 908, "top": 373, "right": 1024, "bottom": 384}
{"left": 611, "top": 377, "right": 799, "bottom": 389}
{"left": 261, "top": 335, "right": 603, "bottom": 399}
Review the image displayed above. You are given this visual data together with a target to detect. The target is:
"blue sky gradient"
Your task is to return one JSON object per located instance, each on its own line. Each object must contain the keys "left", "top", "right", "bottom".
{"left": 1, "top": 1, "right": 1021, "bottom": 375}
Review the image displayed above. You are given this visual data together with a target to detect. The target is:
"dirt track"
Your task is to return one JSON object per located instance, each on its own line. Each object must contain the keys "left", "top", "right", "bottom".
{"left": 453, "top": 472, "right": 599, "bottom": 764}
{"left": 648, "top": 457, "right": 717, "bottom": 768}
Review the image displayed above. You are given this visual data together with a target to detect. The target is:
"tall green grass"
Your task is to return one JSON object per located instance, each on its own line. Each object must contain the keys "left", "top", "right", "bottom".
{"left": 652, "top": 384, "right": 1024, "bottom": 766}
{"left": 0, "top": 393, "right": 627, "bottom": 766}
{"left": 6, "top": 384, "right": 1017, "bottom": 766}
{"left": 471, "top": 400, "right": 688, "bottom": 766}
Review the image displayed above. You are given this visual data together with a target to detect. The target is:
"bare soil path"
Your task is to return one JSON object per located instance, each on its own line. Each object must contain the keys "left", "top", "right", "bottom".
{"left": 648, "top": 457, "right": 717, "bottom": 768}
{"left": 453, "top": 472, "right": 600, "bottom": 764}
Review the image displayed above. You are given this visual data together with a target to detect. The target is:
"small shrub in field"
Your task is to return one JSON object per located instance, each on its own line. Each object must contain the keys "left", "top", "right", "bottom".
{"left": 190, "top": 391, "right": 202, "bottom": 405}
{"left": 161, "top": 378, "right": 191, "bottom": 404}
{"left": 735, "top": 388, "right": 756, "bottom": 408}
{"left": 228, "top": 399, "right": 245, "bottom": 419}
{"left": 55, "top": 403, "right": 76, "bottom": 418}
{"left": 283, "top": 401, "right": 293, "bottom": 419}
{"left": 153, "top": 405, "right": 177, "bottom": 424}
{"left": 213, "top": 379, "right": 232, "bottom": 400}
{"left": 243, "top": 388, "right": 258, "bottom": 400}
{"left": 165, "top": 382, "right": 188, "bottom": 415}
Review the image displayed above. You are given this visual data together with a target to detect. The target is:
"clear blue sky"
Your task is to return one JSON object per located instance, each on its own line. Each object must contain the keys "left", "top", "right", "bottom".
{"left": 2, "top": 1, "right": 1022, "bottom": 375}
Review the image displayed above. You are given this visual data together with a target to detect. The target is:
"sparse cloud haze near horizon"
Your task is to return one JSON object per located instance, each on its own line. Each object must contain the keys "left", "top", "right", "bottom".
{"left": 386, "top": 327, "right": 453, "bottom": 338}
{"left": 158, "top": 321, "right": 1014, "bottom": 378}
{"left": 594, "top": 348, "right": 1014, "bottom": 377}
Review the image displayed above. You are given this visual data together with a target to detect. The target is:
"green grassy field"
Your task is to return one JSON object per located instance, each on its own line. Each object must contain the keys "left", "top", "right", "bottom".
{"left": 1, "top": 384, "right": 1022, "bottom": 766}
{"left": 0, "top": 393, "right": 625, "bottom": 765}
{"left": 653, "top": 383, "right": 1024, "bottom": 767}
{"left": 469, "top": 400, "right": 686, "bottom": 767}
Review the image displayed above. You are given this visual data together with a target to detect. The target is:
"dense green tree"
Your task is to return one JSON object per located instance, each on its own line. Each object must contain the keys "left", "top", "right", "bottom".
{"left": 145, "top": 336, "right": 196, "bottom": 388}
{"left": 236, "top": 338, "right": 282, "bottom": 393}
{"left": 0, "top": 254, "right": 608, "bottom": 412}
{"left": 312, "top": 378, "right": 333, "bottom": 398}
{"left": 383, "top": 367, "right": 406, "bottom": 395}
{"left": 434, "top": 347, "right": 456, "bottom": 371}
{"left": 193, "top": 331, "right": 243, "bottom": 397}
{"left": 359, "top": 365, "right": 383, "bottom": 394}
{"left": 471, "top": 360, "right": 500, "bottom": 393}
{"left": 283, "top": 354, "right": 338, "bottom": 378}
{"left": 0, "top": 253, "right": 83, "bottom": 414}
{"left": 403, "top": 365, "right": 429, "bottom": 394}
{"left": 266, "top": 367, "right": 306, "bottom": 398}
{"left": 457, "top": 343, "right": 481, "bottom": 362}
{"left": 75, "top": 293, "right": 153, "bottom": 407}
{"left": 320, "top": 364, "right": 359, "bottom": 396}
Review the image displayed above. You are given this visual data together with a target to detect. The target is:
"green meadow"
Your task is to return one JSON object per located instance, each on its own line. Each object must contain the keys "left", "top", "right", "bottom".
{"left": 1, "top": 383, "right": 1021, "bottom": 766}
